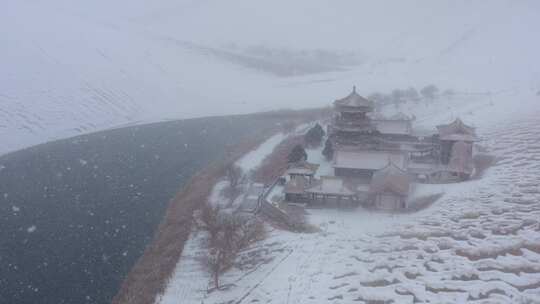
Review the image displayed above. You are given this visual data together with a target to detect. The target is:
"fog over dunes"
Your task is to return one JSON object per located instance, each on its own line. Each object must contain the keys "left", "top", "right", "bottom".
{"left": 1, "top": 0, "right": 540, "bottom": 155}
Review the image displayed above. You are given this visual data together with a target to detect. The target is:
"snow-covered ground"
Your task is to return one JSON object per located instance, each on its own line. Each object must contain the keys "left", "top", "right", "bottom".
{"left": 2, "top": 0, "right": 540, "bottom": 155}
{"left": 156, "top": 84, "right": 540, "bottom": 303}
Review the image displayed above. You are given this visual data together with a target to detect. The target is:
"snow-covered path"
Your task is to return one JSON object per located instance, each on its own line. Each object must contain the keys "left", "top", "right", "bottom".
{"left": 155, "top": 232, "right": 209, "bottom": 304}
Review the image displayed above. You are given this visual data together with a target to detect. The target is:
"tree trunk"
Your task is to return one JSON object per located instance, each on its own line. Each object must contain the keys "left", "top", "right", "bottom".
{"left": 213, "top": 270, "right": 219, "bottom": 290}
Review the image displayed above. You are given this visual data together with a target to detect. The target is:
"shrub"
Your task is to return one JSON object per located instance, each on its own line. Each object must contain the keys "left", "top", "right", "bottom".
{"left": 287, "top": 144, "right": 307, "bottom": 163}
{"left": 420, "top": 84, "right": 439, "bottom": 100}
{"left": 322, "top": 139, "right": 334, "bottom": 160}
{"left": 304, "top": 123, "right": 325, "bottom": 147}
{"left": 404, "top": 87, "right": 420, "bottom": 101}
{"left": 391, "top": 89, "right": 405, "bottom": 103}
{"left": 223, "top": 164, "right": 244, "bottom": 204}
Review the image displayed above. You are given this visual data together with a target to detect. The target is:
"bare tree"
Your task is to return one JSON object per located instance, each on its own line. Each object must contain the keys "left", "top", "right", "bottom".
{"left": 420, "top": 84, "right": 439, "bottom": 100}
{"left": 226, "top": 164, "right": 242, "bottom": 189}
{"left": 304, "top": 123, "right": 325, "bottom": 147}
{"left": 404, "top": 87, "right": 420, "bottom": 101}
{"left": 224, "top": 164, "right": 244, "bottom": 204}
{"left": 202, "top": 223, "right": 237, "bottom": 290}
{"left": 391, "top": 89, "right": 405, "bottom": 103}
{"left": 197, "top": 201, "right": 221, "bottom": 235}
{"left": 199, "top": 203, "right": 265, "bottom": 290}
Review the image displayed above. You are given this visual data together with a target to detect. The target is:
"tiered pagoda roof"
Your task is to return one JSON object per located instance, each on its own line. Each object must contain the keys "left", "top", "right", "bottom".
{"left": 333, "top": 86, "right": 375, "bottom": 111}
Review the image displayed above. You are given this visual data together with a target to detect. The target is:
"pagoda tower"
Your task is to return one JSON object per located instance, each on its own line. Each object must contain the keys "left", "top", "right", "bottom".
{"left": 328, "top": 87, "right": 378, "bottom": 146}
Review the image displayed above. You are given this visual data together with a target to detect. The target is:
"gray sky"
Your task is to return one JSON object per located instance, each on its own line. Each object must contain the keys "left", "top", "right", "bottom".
{"left": 1, "top": 0, "right": 539, "bottom": 153}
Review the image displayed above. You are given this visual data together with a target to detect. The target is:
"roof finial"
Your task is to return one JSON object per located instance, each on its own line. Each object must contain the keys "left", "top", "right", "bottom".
{"left": 353, "top": 85, "right": 356, "bottom": 93}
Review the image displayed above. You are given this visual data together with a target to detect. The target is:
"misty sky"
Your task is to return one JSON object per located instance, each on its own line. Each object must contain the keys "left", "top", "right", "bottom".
{"left": 1, "top": 0, "right": 539, "bottom": 153}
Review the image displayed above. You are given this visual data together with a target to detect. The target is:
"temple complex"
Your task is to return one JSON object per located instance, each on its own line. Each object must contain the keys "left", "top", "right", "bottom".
{"left": 279, "top": 87, "right": 477, "bottom": 211}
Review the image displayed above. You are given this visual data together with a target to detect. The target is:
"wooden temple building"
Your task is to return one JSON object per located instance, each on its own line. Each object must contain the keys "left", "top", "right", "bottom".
{"left": 281, "top": 87, "right": 477, "bottom": 211}
{"left": 369, "top": 162, "right": 412, "bottom": 210}
{"left": 437, "top": 118, "right": 476, "bottom": 178}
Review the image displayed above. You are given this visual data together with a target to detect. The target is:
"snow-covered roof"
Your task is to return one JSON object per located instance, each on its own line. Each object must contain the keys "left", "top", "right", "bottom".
{"left": 305, "top": 176, "right": 355, "bottom": 196}
{"left": 285, "top": 161, "right": 319, "bottom": 176}
{"left": 437, "top": 118, "right": 477, "bottom": 142}
{"left": 370, "top": 162, "right": 412, "bottom": 196}
{"left": 374, "top": 120, "right": 412, "bottom": 135}
{"left": 334, "top": 87, "right": 374, "bottom": 109}
{"left": 333, "top": 150, "right": 407, "bottom": 171}
{"left": 284, "top": 175, "right": 309, "bottom": 194}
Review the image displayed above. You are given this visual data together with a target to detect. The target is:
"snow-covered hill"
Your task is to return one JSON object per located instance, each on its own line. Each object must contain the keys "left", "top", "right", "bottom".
{"left": 2, "top": 0, "right": 540, "bottom": 155}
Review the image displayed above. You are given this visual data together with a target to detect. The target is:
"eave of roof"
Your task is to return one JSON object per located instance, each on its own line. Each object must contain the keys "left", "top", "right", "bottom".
{"left": 334, "top": 87, "right": 375, "bottom": 109}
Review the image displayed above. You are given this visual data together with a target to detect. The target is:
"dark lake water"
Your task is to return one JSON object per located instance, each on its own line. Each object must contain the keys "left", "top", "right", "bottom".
{"left": 0, "top": 115, "right": 281, "bottom": 304}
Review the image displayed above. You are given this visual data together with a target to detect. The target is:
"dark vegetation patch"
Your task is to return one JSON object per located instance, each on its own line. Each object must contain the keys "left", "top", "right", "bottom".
{"left": 334, "top": 271, "right": 358, "bottom": 280}
{"left": 328, "top": 294, "right": 344, "bottom": 300}
{"left": 467, "top": 288, "right": 507, "bottom": 300}
{"left": 425, "top": 285, "right": 465, "bottom": 293}
{"left": 395, "top": 287, "right": 422, "bottom": 303}
{"left": 360, "top": 278, "right": 399, "bottom": 287}
{"left": 352, "top": 297, "right": 394, "bottom": 304}
{"left": 329, "top": 282, "right": 349, "bottom": 290}
{"left": 451, "top": 273, "right": 480, "bottom": 281}
{"left": 404, "top": 272, "right": 421, "bottom": 279}
{"left": 455, "top": 244, "right": 524, "bottom": 261}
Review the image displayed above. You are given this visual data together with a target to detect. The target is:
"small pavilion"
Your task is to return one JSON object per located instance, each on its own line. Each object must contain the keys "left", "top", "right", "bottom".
{"left": 305, "top": 176, "right": 356, "bottom": 206}
{"left": 285, "top": 161, "right": 320, "bottom": 183}
{"left": 283, "top": 175, "right": 310, "bottom": 202}
{"left": 369, "top": 162, "right": 412, "bottom": 210}
{"left": 437, "top": 118, "right": 477, "bottom": 164}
